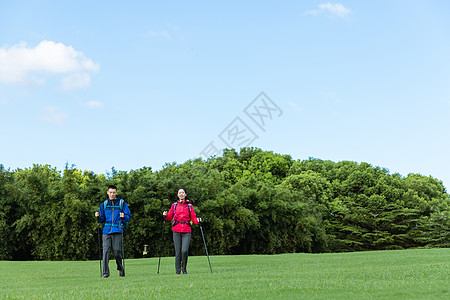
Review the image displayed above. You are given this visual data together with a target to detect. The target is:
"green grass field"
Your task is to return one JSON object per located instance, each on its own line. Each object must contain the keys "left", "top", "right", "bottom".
{"left": 0, "top": 248, "right": 448, "bottom": 299}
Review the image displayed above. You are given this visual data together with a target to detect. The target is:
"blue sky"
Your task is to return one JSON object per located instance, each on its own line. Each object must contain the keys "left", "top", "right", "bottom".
{"left": 1, "top": 1, "right": 450, "bottom": 189}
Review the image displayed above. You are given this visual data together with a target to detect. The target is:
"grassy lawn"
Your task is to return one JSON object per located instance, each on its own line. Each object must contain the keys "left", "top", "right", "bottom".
{"left": 0, "top": 248, "right": 448, "bottom": 299}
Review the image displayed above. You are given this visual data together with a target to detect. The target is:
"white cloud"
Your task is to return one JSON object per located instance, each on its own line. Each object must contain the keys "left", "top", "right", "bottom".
{"left": 320, "top": 3, "right": 352, "bottom": 17}
{"left": 38, "top": 106, "right": 68, "bottom": 125}
{"left": 59, "top": 72, "right": 91, "bottom": 90}
{"left": 84, "top": 100, "right": 104, "bottom": 108}
{"left": 322, "top": 91, "right": 341, "bottom": 104}
{"left": 0, "top": 40, "right": 99, "bottom": 89}
{"left": 288, "top": 101, "right": 302, "bottom": 114}
{"left": 144, "top": 24, "right": 180, "bottom": 39}
{"left": 144, "top": 30, "right": 171, "bottom": 39}
{"left": 305, "top": 3, "right": 352, "bottom": 18}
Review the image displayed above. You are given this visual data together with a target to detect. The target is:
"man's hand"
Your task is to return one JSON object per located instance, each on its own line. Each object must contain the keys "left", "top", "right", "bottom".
{"left": 95, "top": 211, "right": 100, "bottom": 218}
{"left": 120, "top": 212, "right": 125, "bottom": 218}
{"left": 162, "top": 210, "right": 168, "bottom": 216}
{"left": 197, "top": 217, "right": 202, "bottom": 223}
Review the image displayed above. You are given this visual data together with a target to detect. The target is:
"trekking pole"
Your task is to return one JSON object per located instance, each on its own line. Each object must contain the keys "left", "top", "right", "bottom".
{"left": 96, "top": 218, "right": 102, "bottom": 277}
{"left": 199, "top": 219, "right": 213, "bottom": 273}
{"left": 121, "top": 221, "right": 125, "bottom": 273}
{"left": 157, "top": 210, "right": 167, "bottom": 274}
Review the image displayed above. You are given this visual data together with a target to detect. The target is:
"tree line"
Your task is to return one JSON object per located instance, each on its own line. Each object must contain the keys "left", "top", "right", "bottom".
{"left": 0, "top": 148, "right": 448, "bottom": 260}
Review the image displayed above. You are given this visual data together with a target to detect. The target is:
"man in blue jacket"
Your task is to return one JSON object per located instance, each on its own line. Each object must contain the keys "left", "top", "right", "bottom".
{"left": 95, "top": 185, "right": 131, "bottom": 278}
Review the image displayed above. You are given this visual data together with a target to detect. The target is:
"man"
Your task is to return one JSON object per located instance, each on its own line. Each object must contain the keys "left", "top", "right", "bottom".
{"left": 95, "top": 185, "right": 131, "bottom": 278}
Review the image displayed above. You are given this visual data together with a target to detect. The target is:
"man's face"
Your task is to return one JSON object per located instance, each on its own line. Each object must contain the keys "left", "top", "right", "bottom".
{"left": 107, "top": 188, "right": 117, "bottom": 200}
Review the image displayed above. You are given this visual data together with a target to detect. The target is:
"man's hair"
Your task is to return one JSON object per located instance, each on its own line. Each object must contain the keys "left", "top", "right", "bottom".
{"left": 108, "top": 185, "right": 118, "bottom": 190}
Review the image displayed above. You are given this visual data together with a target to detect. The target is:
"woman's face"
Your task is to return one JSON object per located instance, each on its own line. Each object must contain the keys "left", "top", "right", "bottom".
{"left": 178, "top": 189, "right": 186, "bottom": 201}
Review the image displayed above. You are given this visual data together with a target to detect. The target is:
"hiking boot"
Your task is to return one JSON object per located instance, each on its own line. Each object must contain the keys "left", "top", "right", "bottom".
{"left": 101, "top": 274, "right": 109, "bottom": 278}
{"left": 119, "top": 269, "right": 125, "bottom": 277}
{"left": 182, "top": 269, "right": 187, "bottom": 275}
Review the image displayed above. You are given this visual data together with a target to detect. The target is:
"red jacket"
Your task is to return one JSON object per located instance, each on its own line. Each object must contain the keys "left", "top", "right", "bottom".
{"left": 165, "top": 200, "right": 199, "bottom": 233}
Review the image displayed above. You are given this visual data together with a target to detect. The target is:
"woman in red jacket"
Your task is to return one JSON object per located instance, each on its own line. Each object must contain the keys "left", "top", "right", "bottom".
{"left": 163, "top": 188, "right": 201, "bottom": 274}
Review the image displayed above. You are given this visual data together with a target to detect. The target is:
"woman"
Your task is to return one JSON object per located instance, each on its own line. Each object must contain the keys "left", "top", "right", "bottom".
{"left": 163, "top": 188, "right": 201, "bottom": 274}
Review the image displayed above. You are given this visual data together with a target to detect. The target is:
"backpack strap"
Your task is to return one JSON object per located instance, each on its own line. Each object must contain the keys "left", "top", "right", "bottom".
{"left": 172, "top": 202, "right": 192, "bottom": 226}
{"left": 173, "top": 202, "right": 192, "bottom": 218}
{"left": 173, "top": 220, "right": 191, "bottom": 227}
{"left": 104, "top": 199, "right": 123, "bottom": 210}
{"left": 103, "top": 198, "right": 128, "bottom": 231}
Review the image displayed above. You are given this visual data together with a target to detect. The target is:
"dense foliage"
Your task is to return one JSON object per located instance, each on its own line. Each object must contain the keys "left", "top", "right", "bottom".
{"left": 1, "top": 148, "right": 449, "bottom": 260}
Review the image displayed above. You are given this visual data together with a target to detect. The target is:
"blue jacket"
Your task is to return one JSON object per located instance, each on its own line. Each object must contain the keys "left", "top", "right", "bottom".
{"left": 98, "top": 198, "right": 131, "bottom": 234}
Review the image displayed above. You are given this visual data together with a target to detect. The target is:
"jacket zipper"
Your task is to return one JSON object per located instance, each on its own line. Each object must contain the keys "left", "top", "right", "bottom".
{"left": 110, "top": 200, "right": 114, "bottom": 233}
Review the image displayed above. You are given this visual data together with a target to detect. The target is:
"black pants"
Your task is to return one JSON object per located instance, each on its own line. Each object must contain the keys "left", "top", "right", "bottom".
{"left": 173, "top": 231, "right": 191, "bottom": 273}
{"left": 102, "top": 233, "right": 123, "bottom": 276}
